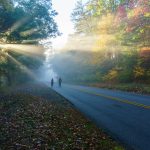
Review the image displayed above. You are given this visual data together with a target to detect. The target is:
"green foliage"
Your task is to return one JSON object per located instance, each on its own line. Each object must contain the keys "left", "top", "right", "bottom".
{"left": 103, "top": 69, "right": 118, "bottom": 83}
{"left": 52, "top": 0, "right": 150, "bottom": 85}
{"left": 0, "top": 0, "right": 59, "bottom": 42}
{"left": 0, "top": 0, "right": 59, "bottom": 86}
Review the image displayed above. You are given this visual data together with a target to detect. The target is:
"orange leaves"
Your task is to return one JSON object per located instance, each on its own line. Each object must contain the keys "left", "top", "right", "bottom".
{"left": 103, "top": 69, "right": 119, "bottom": 83}
{"left": 134, "top": 66, "right": 145, "bottom": 78}
{"left": 126, "top": 26, "right": 134, "bottom": 32}
{"left": 133, "top": 6, "right": 149, "bottom": 18}
{"left": 139, "top": 47, "right": 150, "bottom": 58}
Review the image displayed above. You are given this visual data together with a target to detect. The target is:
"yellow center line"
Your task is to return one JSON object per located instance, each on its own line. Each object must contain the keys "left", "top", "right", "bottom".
{"left": 73, "top": 87, "right": 150, "bottom": 109}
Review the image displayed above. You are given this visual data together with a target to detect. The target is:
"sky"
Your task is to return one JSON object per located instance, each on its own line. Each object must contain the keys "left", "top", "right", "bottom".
{"left": 51, "top": 0, "right": 77, "bottom": 49}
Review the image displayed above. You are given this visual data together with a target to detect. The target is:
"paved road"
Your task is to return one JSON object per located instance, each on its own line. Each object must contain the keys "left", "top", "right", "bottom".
{"left": 53, "top": 84, "right": 150, "bottom": 150}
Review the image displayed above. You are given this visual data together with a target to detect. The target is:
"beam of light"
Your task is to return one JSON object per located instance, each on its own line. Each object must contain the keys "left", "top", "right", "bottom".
{"left": 56, "top": 14, "right": 121, "bottom": 54}
{"left": 37, "top": 38, "right": 58, "bottom": 82}
{"left": 6, "top": 17, "right": 29, "bottom": 35}
{"left": 6, "top": 53, "right": 38, "bottom": 81}
{"left": 20, "top": 28, "right": 39, "bottom": 37}
{"left": 0, "top": 44, "right": 44, "bottom": 56}
{"left": 59, "top": 35, "right": 101, "bottom": 52}
{"left": 21, "top": 39, "right": 41, "bottom": 44}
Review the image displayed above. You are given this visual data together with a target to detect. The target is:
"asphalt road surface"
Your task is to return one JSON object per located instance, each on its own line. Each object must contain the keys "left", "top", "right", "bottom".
{"left": 52, "top": 84, "right": 150, "bottom": 150}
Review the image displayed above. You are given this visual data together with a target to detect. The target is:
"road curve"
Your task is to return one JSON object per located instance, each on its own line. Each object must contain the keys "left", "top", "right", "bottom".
{"left": 52, "top": 84, "right": 150, "bottom": 150}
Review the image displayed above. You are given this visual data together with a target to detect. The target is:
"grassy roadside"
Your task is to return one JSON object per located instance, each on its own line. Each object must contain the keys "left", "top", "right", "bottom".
{"left": 87, "top": 83, "right": 150, "bottom": 95}
{"left": 0, "top": 83, "right": 124, "bottom": 150}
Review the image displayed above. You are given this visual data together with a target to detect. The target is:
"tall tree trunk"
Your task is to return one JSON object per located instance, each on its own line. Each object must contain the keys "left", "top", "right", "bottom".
{"left": 6, "top": 72, "right": 12, "bottom": 86}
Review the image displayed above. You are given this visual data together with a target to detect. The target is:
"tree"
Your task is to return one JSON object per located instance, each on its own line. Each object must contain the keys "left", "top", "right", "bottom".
{"left": 59, "top": 0, "right": 150, "bottom": 84}
{"left": 71, "top": 0, "right": 94, "bottom": 34}
{"left": 123, "top": 0, "right": 150, "bottom": 47}
{"left": 0, "top": 0, "right": 59, "bottom": 86}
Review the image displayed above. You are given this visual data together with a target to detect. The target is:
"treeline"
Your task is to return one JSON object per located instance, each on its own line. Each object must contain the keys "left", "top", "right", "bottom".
{"left": 52, "top": 0, "right": 150, "bottom": 84}
{"left": 0, "top": 0, "right": 58, "bottom": 86}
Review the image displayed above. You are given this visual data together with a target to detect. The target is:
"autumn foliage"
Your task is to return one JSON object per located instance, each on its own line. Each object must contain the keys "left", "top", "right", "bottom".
{"left": 52, "top": 0, "right": 150, "bottom": 84}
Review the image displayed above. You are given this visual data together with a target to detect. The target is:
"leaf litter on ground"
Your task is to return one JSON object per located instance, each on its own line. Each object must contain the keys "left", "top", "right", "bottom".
{"left": 0, "top": 83, "right": 124, "bottom": 150}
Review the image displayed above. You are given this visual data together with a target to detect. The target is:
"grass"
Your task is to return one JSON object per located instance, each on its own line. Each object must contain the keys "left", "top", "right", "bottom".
{"left": 0, "top": 83, "right": 124, "bottom": 150}
{"left": 89, "top": 82, "right": 150, "bottom": 95}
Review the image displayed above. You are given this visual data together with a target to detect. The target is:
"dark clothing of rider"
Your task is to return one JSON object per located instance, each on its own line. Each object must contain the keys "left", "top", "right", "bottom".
{"left": 59, "top": 78, "right": 62, "bottom": 87}
{"left": 51, "top": 78, "right": 54, "bottom": 87}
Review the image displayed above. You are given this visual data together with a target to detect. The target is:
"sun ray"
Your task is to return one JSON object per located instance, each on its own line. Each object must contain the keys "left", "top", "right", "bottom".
{"left": 0, "top": 44, "right": 44, "bottom": 56}
{"left": 20, "top": 28, "right": 39, "bottom": 37}
{"left": 6, "top": 53, "right": 38, "bottom": 81}
{"left": 6, "top": 17, "right": 30, "bottom": 36}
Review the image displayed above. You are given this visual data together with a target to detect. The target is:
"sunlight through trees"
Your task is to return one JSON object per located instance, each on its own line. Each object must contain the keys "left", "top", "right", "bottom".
{"left": 51, "top": 0, "right": 150, "bottom": 84}
{"left": 0, "top": 0, "right": 59, "bottom": 86}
